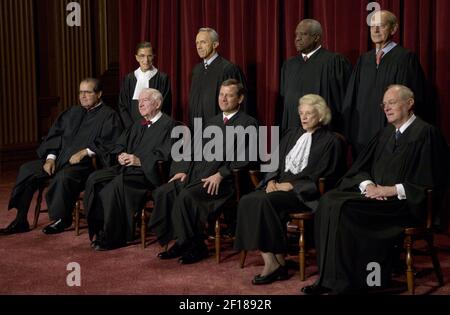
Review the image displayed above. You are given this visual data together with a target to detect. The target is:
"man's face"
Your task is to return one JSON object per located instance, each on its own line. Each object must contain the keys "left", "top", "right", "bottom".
{"left": 295, "top": 22, "right": 319, "bottom": 54}
{"left": 196, "top": 31, "right": 218, "bottom": 60}
{"left": 382, "top": 88, "right": 414, "bottom": 127}
{"left": 218, "top": 85, "right": 243, "bottom": 114}
{"left": 138, "top": 91, "right": 160, "bottom": 118}
{"left": 79, "top": 81, "right": 101, "bottom": 110}
{"left": 135, "top": 47, "right": 154, "bottom": 72}
{"left": 370, "top": 12, "right": 397, "bottom": 46}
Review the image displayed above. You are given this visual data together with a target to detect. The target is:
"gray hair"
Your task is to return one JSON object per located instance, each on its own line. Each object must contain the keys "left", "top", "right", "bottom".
{"left": 141, "top": 88, "right": 163, "bottom": 104}
{"left": 301, "top": 19, "right": 323, "bottom": 36}
{"left": 386, "top": 84, "right": 414, "bottom": 101}
{"left": 198, "top": 27, "right": 219, "bottom": 43}
{"left": 298, "top": 94, "right": 332, "bottom": 126}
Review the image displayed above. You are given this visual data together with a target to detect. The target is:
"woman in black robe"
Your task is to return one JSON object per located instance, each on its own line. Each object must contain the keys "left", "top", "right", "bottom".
{"left": 234, "top": 94, "right": 347, "bottom": 285}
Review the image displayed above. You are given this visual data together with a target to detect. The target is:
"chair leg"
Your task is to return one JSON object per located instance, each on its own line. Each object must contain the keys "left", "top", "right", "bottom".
{"left": 141, "top": 209, "right": 146, "bottom": 249}
{"left": 425, "top": 234, "right": 444, "bottom": 286}
{"left": 215, "top": 219, "right": 221, "bottom": 264}
{"left": 298, "top": 219, "right": 306, "bottom": 281}
{"left": 33, "top": 186, "right": 45, "bottom": 229}
{"left": 404, "top": 235, "right": 415, "bottom": 295}
{"left": 74, "top": 200, "right": 80, "bottom": 236}
{"left": 239, "top": 250, "right": 247, "bottom": 268}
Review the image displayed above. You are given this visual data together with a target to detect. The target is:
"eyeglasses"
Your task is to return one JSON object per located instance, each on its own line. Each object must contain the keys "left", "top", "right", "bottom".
{"left": 137, "top": 54, "right": 154, "bottom": 59}
{"left": 79, "top": 90, "right": 95, "bottom": 95}
{"left": 380, "top": 99, "right": 403, "bottom": 109}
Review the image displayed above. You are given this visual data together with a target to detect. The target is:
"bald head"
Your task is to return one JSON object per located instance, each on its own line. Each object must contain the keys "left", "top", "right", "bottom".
{"left": 295, "top": 19, "right": 322, "bottom": 54}
{"left": 370, "top": 10, "right": 398, "bottom": 48}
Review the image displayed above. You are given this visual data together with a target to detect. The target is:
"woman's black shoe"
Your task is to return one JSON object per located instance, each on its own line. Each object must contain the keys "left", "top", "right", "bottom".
{"left": 252, "top": 265, "right": 289, "bottom": 285}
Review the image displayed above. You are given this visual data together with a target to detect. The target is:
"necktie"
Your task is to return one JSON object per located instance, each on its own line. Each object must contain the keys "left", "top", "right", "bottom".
{"left": 376, "top": 50, "right": 385, "bottom": 66}
{"left": 204, "top": 62, "right": 208, "bottom": 70}
{"left": 223, "top": 117, "right": 229, "bottom": 125}
{"left": 395, "top": 130, "right": 401, "bottom": 147}
{"left": 303, "top": 55, "right": 309, "bottom": 62}
{"left": 140, "top": 119, "right": 152, "bottom": 127}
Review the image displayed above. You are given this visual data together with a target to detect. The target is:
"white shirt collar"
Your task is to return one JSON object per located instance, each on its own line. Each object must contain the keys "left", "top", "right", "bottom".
{"left": 223, "top": 110, "right": 238, "bottom": 121}
{"left": 148, "top": 111, "right": 163, "bottom": 125}
{"left": 397, "top": 114, "right": 416, "bottom": 134}
{"left": 204, "top": 53, "right": 219, "bottom": 66}
{"left": 302, "top": 45, "right": 322, "bottom": 60}
{"left": 88, "top": 101, "right": 103, "bottom": 111}
{"left": 376, "top": 41, "right": 397, "bottom": 55}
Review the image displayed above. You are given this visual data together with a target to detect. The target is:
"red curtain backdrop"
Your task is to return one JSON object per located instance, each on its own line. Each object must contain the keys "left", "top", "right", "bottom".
{"left": 119, "top": 0, "right": 450, "bottom": 142}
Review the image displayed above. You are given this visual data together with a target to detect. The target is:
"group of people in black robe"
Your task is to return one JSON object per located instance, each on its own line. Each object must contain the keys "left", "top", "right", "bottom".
{"left": 1, "top": 10, "right": 449, "bottom": 295}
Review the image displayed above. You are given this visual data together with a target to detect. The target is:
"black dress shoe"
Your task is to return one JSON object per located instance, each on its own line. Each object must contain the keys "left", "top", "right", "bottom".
{"left": 178, "top": 243, "right": 208, "bottom": 265}
{"left": 157, "top": 242, "right": 186, "bottom": 260}
{"left": 42, "top": 219, "right": 70, "bottom": 235}
{"left": 0, "top": 219, "right": 30, "bottom": 235}
{"left": 301, "top": 284, "right": 331, "bottom": 295}
{"left": 252, "top": 265, "right": 289, "bottom": 285}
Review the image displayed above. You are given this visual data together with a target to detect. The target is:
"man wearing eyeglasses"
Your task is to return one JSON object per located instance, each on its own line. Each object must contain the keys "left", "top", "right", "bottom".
{"left": 342, "top": 10, "right": 426, "bottom": 157}
{"left": 0, "top": 78, "right": 123, "bottom": 236}
{"left": 302, "top": 84, "right": 449, "bottom": 295}
{"left": 118, "top": 41, "right": 172, "bottom": 128}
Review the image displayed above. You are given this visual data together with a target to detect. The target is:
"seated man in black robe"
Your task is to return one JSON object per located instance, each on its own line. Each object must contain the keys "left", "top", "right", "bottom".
{"left": 83, "top": 88, "right": 178, "bottom": 250}
{"left": 281, "top": 19, "right": 352, "bottom": 132}
{"left": 342, "top": 10, "right": 426, "bottom": 157}
{"left": 118, "top": 41, "right": 172, "bottom": 128}
{"left": 189, "top": 27, "right": 247, "bottom": 126}
{"left": 149, "top": 79, "right": 258, "bottom": 264}
{"left": 302, "top": 85, "right": 449, "bottom": 295}
{"left": 0, "top": 78, "right": 123, "bottom": 235}
{"left": 234, "top": 94, "right": 347, "bottom": 285}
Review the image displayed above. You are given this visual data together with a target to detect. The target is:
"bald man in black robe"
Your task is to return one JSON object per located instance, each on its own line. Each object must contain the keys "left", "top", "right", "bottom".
{"left": 302, "top": 85, "right": 449, "bottom": 295}
{"left": 0, "top": 78, "right": 123, "bottom": 235}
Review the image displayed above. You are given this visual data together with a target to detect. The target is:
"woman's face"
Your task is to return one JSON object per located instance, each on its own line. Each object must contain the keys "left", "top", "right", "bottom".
{"left": 299, "top": 103, "right": 321, "bottom": 132}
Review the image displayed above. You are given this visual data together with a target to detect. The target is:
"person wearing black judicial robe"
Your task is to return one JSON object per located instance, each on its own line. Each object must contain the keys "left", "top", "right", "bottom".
{"left": 149, "top": 79, "right": 258, "bottom": 264}
{"left": 234, "top": 94, "right": 346, "bottom": 285}
{"left": 342, "top": 10, "right": 426, "bottom": 157}
{"left": 0, "top": 78, "right": 123, "bottom": 235}
{"left": 302, "top": 85, "right": 449, "bottom": 295}
{"left": 189, "top": 27, "right": 247, "bottom": 126}
{"left": 83, "top": 88, "right": 177, "bottom": 250}
{"left": 281, "top": 19, "right": 352, "bottom": 132}
{"left": 118, "top": 41, "right": 172, "bottom": 128}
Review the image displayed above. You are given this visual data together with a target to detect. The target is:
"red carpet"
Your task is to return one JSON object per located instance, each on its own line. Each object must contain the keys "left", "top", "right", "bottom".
{"left": 1, "top": 164, "right": 449, "bottom": 295}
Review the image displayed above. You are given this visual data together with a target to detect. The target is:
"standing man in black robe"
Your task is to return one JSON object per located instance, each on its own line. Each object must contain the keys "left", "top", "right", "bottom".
{"left": 118, "top": 41, "right": 172, "bottom": 128}
{"left": 149, "top": 79, "right": 258, "bottom": 264}
{"left": 302, "top": 85, "right": 449, "bottom": 295}
{"left": 281, "top": 19, "right": 352, "bottom": 132}
{"left": 342, "top": 10, "right": 426, "bottom": 157}
{"left": 84, "top": 88, "right": 177, "bottom": 250}
{"left": 0, "top": 78, "right": 123, "bottom": 235}
{"left": 189, "top": 27, "right": 247, "bottom": 127}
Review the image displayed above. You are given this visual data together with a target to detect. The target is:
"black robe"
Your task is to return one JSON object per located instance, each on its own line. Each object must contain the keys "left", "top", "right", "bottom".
{"left": 342, "top": 45, "right": 426, "bottom": 156}
{"left": 118, "top": 71, "right": 172, "bottom": 128}
{"left": 149, "top": 110, "right": 258, "bottom": 246}
{"left": 234, "top": 128, "right": 347, "bottom": 253}
{"left": 280, "top": 48, "right": 352, "bottom": 132}
{"left": 8, "top": 104, "right": 123, "bottom": 223}
{"left": 314, "top": 117, "right": 449, "bottom": 293}
{"left": 83, "top": 113, "right": 177, "bottom": 246}
{"left": 189, "top": 56, "right": 247, "bottom": 126}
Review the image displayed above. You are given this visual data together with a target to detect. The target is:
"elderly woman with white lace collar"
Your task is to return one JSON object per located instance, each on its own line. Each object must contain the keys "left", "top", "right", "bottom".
{"left": 234, "top": 94, "right": 347, "bottom": 285}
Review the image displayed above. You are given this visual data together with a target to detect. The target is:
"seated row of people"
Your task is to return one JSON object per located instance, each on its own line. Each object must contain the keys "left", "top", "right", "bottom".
{"left": 1, "top": 79, "right": 448, "bottom": 295}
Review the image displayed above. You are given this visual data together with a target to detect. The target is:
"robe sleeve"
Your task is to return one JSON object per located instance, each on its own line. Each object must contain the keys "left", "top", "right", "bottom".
{"left": 118, "top": 75, "right": 135, "bottom": 129}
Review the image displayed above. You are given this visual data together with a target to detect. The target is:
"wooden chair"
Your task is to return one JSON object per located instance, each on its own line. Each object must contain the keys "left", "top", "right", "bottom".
{"left": 34, "top": 156, "right": 97, "bottom": 233}
{"left": 240, "top": 170, "right": 326, "bottom": 281}
{"left": 207, "top": 168, "right": 250, "bottom": 263}
{"left": 140, "top": 160, "right": 170, "bottom": 248}
{"left": 403, "top": 189, "right": 445, "bottom": 294}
